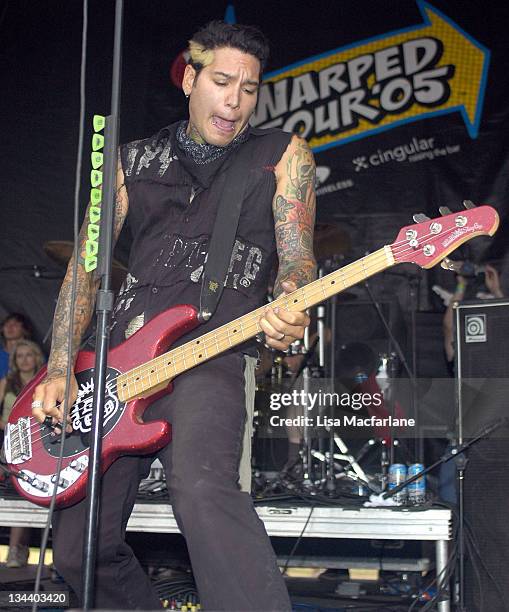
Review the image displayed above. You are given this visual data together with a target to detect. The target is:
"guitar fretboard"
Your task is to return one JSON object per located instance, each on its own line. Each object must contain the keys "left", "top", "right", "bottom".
{"left": 117, "top": 246, "right": 394, "bottom": 402}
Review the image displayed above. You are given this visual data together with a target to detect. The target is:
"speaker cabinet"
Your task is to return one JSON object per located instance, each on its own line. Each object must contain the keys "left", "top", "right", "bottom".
{"left": 455, "top": 299, "right": 509, "bottom": 611}
{"left": 454, "top": 298, "right": 509, "bottom": 440}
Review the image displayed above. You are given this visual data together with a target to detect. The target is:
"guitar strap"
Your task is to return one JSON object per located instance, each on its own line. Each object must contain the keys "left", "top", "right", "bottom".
{"left": 198, "top": 142, "right": 254, "bottom": 322}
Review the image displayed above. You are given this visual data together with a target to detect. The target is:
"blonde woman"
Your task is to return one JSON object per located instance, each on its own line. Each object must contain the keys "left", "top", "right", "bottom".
{"left": 0, "top": 339, "right": 45, "bottom": 568}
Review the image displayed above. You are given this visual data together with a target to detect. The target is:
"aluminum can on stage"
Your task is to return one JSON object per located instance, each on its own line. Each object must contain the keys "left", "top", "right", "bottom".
{"left": 407, "top": 463, "right": 426, "bottom": 505}
{"left": 388, "top": 463, "right": 407, "bottom": 504}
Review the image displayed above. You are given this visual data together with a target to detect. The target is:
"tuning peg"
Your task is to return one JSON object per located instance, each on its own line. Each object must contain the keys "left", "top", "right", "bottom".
{"left": 441, "top": 257, "right": 458, "bottom": 271}
{"left": 413, "top": 213, "right": 430, "bottom": 223}
{"left": 439, "top": 206, "right": 452, "bottom": 216}
{"left": 462, "top": 200, "right": 476, "bottom": 209}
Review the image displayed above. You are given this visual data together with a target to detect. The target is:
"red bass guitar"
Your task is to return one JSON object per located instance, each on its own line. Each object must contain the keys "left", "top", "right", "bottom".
{"left": 3, "top": 204, "right": 499, "bottom": 507}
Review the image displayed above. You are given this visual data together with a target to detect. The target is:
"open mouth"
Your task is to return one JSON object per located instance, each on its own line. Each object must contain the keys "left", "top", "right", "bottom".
{"left": 212, "top": 116, "right": 236, "bottom": 133}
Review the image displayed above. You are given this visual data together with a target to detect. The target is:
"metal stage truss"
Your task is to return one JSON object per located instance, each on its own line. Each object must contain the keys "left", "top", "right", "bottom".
{"left": 0, "top": 498, "right": 453, "bottom": 611}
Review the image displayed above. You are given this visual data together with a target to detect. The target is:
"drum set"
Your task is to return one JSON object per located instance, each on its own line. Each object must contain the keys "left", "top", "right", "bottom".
{"left": 251, "top": 223, "right": 412, "bottom": 499}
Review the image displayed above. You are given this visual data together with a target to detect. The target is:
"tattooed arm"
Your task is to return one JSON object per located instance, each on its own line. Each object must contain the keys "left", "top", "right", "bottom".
{"left": 259, "top": 135, "right": 317, "bottom": 352}
{"left": 32, "top": 158, "right": 129, "bottom": 427}
{"left": 273, "top": 135, "right": 317, "bottom": 295}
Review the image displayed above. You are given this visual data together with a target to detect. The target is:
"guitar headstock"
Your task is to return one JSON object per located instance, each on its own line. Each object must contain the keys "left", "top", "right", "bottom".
{"left": 390, "top": 203, "right": 499, "bottom": 269}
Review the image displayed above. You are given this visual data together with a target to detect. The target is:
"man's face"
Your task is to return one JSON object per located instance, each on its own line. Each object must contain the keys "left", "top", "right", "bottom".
{"left": 3, "top": 318, "right": 25, "bottom": 341}
{"left": 182, "top": 46, "right": 260, "bottom": 147}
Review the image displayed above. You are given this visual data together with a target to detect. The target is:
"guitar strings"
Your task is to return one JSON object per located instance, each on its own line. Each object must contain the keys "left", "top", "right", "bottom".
{"left": 23, "top": 380, "right": 119, "bottom": 448}
{"left": 120, "top": 222, "right": 462, "bottom": 393}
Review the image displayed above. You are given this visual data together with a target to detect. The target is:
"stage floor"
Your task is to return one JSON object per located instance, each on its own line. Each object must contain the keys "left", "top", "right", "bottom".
{"left": 0, "top": 494, "right": 451, "bottom": 539}
{"left": 0, "top": 495, "right": 453, "bottom": 610}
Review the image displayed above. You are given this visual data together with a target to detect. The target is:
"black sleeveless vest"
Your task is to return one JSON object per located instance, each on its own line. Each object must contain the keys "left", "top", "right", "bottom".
{"left": 112, "top": 123, "right": 291, "bottom": 351}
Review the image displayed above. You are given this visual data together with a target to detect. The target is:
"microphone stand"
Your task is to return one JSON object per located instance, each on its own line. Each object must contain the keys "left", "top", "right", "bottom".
{"left": 363, "top": 279, "right": 418, "bottom": 466}
{"left": 327, "top": 293, "right": 337, "bottom": 493}
{"left": 289, "top": 335, "right": 318, "bottom": 485}
{"left": 322, "top": 272, "right": 369, "bottom": 495}
{"left": 316, "top": 267, "right": 327, "bottom": 485}
{"left": 363, "top": 280, "right": 415, "bottom": 392}
{"left": 381, "top": 417, "right": 508, "bottom": 609}
{"left": 265, "top": 338, "right": 318, "bottom": 493}
{"left": 82, "top": 1, "right": 124, "bottom": 609}
{"left": 383, "top": 418, "right": 507, "bottom": 500}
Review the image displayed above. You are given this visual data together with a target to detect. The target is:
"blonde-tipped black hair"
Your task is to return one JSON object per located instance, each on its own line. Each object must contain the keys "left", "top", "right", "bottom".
{"left": 188, "top": 20, "right": 269, "bottom": 77}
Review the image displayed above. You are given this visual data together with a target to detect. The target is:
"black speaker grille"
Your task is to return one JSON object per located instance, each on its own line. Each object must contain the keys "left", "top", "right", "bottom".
{"left": 457, "top": 301, "right": 509, "bottom": 378}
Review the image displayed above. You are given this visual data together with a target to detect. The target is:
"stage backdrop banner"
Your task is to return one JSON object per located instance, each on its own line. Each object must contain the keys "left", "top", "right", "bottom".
{"left": 251, "top": 1, "right": 506, "bottom": 227}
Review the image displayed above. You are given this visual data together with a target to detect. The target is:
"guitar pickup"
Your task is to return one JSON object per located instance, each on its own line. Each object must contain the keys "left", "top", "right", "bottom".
{"left": 70, "top": 457, "right": 88, "bottom": 473}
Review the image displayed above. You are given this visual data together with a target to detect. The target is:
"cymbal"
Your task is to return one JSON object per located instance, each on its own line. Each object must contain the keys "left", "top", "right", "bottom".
{"left": 44, "top": 241, "right": 127, "bottom": 292}
{"left": 313, "top": 223, "right": 351, "bottom": 260}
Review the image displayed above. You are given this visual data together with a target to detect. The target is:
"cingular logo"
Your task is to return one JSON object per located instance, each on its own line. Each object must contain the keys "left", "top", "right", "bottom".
{"left": 352, "top": 137, "right": 436, "bottom": 171}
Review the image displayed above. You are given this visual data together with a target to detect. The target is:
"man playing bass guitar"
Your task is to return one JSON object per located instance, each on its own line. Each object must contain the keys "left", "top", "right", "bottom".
{"left": 31, "top": 20, "right": 315, "bottom": 611}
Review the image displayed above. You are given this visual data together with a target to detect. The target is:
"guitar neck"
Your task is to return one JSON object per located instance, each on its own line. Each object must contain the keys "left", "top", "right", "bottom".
{"left": 117, "top": 246, "right": 394, "bottom": 401}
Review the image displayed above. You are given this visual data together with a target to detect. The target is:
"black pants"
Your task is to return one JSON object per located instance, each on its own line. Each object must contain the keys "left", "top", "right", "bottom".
{"left": 52, "top": 352, "right": 290, "bottom": 611}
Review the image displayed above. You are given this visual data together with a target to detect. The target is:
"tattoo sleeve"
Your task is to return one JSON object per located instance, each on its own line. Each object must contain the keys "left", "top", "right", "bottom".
{"left": 46, "top": 158, "right": 129, "bottom": 379}
{"left": 272, "top": 137, "right": 317, "bottom": 298}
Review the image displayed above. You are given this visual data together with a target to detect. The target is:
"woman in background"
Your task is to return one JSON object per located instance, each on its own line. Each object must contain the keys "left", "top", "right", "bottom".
{"left": 0, "top": 339, "right": 44, "bottom": 568}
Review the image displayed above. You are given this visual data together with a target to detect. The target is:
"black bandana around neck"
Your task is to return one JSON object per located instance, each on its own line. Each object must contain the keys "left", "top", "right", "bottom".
{"left": 176, "top": 120, "right": 250, "bottom": 164}
{"left": 171, "top": 121, "right": 250, "bottom": 190}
